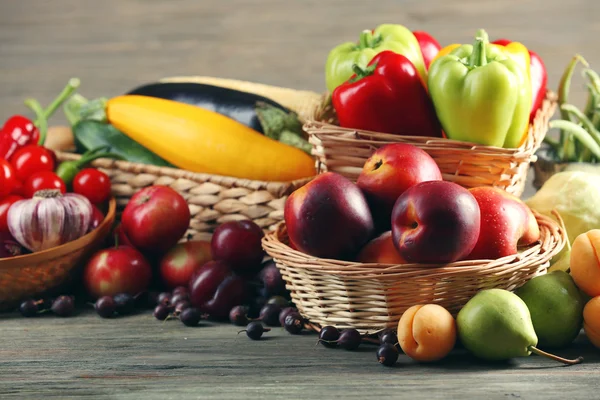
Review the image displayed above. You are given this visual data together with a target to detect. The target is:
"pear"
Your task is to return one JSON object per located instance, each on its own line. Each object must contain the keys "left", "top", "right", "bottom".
{"left": 457, "top": 288, "right": 583, "bottom": 364}
{"left": 515, "top": 270, "right": 585, "bottom": 348}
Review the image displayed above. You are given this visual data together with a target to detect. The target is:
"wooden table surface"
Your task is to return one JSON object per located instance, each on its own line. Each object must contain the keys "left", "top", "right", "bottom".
{"left": 2, "top": 0, "right": 600, "bottom": 398}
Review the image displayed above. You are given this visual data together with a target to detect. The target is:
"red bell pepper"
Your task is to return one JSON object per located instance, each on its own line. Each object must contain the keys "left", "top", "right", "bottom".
{"left": 413, "top": 31, "right": 442, "bottom": 70}
{"left": 332, "top": 50, "right": 442, "bottom": 137}
{"left": 493, "top": 38, "right": 547, "bottom": 123}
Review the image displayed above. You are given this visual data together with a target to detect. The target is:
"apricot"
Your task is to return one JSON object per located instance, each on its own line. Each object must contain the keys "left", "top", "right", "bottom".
{"left": 570, "top": 230, "right": 600, "bottom": 297}
{"left": 584, "top": 296, "right": 600, "bottom": 348}
{"left": 397, "top": 304, "right": 457, "bottom": 362}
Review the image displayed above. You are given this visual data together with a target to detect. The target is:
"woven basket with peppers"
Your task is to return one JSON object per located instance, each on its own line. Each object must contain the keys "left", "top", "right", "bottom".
{"left": 306, "top": 27, "right": 556, "bottom": 197}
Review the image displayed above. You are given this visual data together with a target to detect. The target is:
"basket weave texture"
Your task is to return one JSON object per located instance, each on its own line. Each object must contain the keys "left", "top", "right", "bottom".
{"left": 0, "top": 198, "right": 116, "bottom": 311}
{"left": 304, "top": 91, "right": 558, "bottom": 198}
{"left": 262, "top": 211, "right": 566, "bottom": 334}
{"left": 57, "top": 77, "right": 324, "bottom": 240}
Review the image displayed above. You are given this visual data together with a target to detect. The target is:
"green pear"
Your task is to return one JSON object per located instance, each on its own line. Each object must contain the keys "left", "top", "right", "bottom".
{"left": 515, "top": 270, "right": 585, "bottom": 348}
{"left": 457, "top": 288, "right": 583, "bottom": 365}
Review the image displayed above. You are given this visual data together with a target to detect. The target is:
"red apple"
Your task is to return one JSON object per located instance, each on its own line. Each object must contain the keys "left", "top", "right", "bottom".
{"left": 357, "top": 144, "right": 442, "bottom": 231}
{"left": 159, "top": 240, "right": 212, "bottom": 289}
{"left": 391, "top": 181, "right": 481, "bottom": 263}
{"left": 284, "top": 172, "right": 374, "bottom": 260}
{"left": 121, "top": 185, "right": 191, "bottom": 254}
{"left": 356, "top": 231, "right": 407, "bottom": 264}
{"left": 467, "top": 187, "right": 540, "bottom": 260}
{"left": 83, "top": 246, "right": 153, "bottom": 299}
{"left": 189, "top": 260, "right": 247, "bottom": 319}
{"left": 211, "top": 220, "right": 264, "bottom": 275}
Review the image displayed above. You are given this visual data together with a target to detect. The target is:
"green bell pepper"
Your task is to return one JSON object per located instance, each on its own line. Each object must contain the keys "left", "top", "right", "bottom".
{"left": 325, "top": 24, "right": 427, "bottom": 93}
{"left": 428, "top": 30, "right": 532, "bottom": 148}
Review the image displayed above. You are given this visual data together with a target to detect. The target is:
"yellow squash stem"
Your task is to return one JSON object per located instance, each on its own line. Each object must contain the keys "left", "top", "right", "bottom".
{"left": 106, "top": 95, "right": 317, "bottom": 182}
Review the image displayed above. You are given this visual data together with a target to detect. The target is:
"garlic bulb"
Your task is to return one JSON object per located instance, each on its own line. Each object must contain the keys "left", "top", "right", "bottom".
{"left": 7, "top": 189, "right": 94, "bottom": 252}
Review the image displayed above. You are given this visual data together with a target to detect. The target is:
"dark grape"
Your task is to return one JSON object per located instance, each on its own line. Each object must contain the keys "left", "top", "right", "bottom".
{"left": 180, "top": 307, "right": 201, "bottom": 327}
{"left": 241, "top": 321, "right": 270, "bottom": 340}
{"left": 172, "top": 286, "right": 188, "bottom": 296}
{"left": 170, "top": 293, "right": 189, "bottom": 306}
{"left": 377, "top": 343, "right": 399, "bottom": 367}
{"left": 229, "top": 305, "right": 249, "bottom": 326}
{"left": 174, "top": 301, "right": 190, "bottom": 314}
{"left": 247, "top": 296, "right": 267, "bottom": 319}
{"left": 113, "top": 293, "right": 135, "bottom": 315}
{"left": 158, "top": 292, "right": 172, "bottom": 306}
{"left": 278, "top": 306, "right": 298, "bottom": 326}
{"left": 318, "top": 326, "right": 340, "bottom": 348}
{"left": 19, "top": 300, "right": 39, "bottom": 317}
{"left": 95, "top": 296, "right": 116, "bottom": 318}
{"left": 267, "top": 296, "right": 289, "bottom": 308}
{"left": 379, "top": 330, "right": 398, "bottom": 347}
{"left": 51, "top": 295, "right": 75, "bottom": 317}
{"left": 153, "top": 304, "right": 171, "bottom": 321}
{"left": 284, "top": 313, "right": 304, "bottom": 335}
{"left": 259, "top": 304, "right": 281, "bottom": 326}
{"left": 338, "top": 329, "right": 362, "bottom": 351}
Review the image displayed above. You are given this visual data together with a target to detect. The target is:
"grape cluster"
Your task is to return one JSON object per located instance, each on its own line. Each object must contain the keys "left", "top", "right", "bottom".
{"left": 94, "top": 292, "right": 138, "bottom": 318}
{"left": 19, "top": 295, "right": 75, "bottom": 318}
{"left": 152, "top": 286, "right": 202, "bottom": 327}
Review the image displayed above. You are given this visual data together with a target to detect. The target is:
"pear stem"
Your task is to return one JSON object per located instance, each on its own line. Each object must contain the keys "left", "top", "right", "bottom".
{"left": 529, "top": 346, "right": 584, "bottom": 365}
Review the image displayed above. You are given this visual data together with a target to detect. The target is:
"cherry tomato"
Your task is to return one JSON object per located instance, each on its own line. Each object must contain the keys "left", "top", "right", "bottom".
{"left": 9, "top": 145, "right": 56, "bottom": 182}
{"left": 0, "top": 195, "right": 23, "bottom": 232}
{"left": 72, "top": 168, "right": 111, "bottom": 204}
{"left": 10, "top": 180, "right": 24, "bottom": 197}
{"left": 89, "top": 205, "right": 105, "bottom": 232}
{"left": 0, "top": 158, "right": 18, "bottom": 198}
{"left": 23, "top": 171, "right": 66, "bottom": 198}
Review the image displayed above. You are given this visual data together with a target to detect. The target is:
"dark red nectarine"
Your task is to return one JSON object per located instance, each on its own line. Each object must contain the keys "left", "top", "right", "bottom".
{"left": 284, "top": 172, "right": 374, "bottom": 260}
{"left": 391, "top": 181, "right": 480, "bottom": 263}
{"left": 466, "top": 187, "right": 540, "bottom": 260}
{"left": 356, "top": 231, "right": 407, "bottom": 264}
{"left": 357, "top": 144, "right": 442, "bottom": 232}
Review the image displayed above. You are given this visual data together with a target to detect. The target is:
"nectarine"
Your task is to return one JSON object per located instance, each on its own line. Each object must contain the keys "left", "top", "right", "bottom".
{"left": 357, "top": 144, "right": 442, "bottom": 231}
{"left": 467, "top": 187, "right": 540, "bottom": 260}
{"left": 284, "top": 172, "right": 374, "bottom": 260}
{"left": 584, "top": 296, "right": 600, "bottom": 348}
{"left": 397, "top": 304, "right": 457, "bottom": 362}
{"left": 570, "top": 230, "right": 600, "bottom": 297}
{"left": 391, "top": 181, "right": 480, "bottom": 263}
{"left": 356, "top": 231, "right": 407, "bottom": 264}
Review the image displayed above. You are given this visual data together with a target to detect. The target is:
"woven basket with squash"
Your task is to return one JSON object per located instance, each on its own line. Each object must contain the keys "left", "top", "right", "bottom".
{"left": 54, "top": 77, "right": 323, "bottom": 240}
{"left": 263, "top": 27, "right": 563, "bottom": 334}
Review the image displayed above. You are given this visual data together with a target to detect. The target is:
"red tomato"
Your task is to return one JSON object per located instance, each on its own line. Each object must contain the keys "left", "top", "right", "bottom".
{"left": 0, "top": 195, "right": 24, "bottom": 232}
{"left": 0, "top": 158, "right": 18, "bottom": 198}
{"left": 72, "top": 168, "right": 111, "bottom": 205}
{"left": 11, "top": 180, "right": 24, "bottom": 197}
{"left": 23, "top": 171, "right": 66, "bottom": 198}
{"left": 89, "top": 205, "right": 105, "bottom": 232}
{"left": 9, "top": 145, "right": 56, "bottom": 182}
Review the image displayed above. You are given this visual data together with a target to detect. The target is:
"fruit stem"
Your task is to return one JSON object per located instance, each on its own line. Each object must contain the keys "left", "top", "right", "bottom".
{"left": 529, "top": 346, "right": 584, "bottom": 365}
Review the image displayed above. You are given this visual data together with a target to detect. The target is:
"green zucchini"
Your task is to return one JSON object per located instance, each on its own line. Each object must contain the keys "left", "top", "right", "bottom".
{"left": 72, "top": 120, "right": 174, "bottom": 167}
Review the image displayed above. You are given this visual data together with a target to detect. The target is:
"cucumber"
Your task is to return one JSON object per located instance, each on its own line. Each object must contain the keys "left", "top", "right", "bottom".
{"left": 72, "top": 120, "right": 174, "bottom": 167}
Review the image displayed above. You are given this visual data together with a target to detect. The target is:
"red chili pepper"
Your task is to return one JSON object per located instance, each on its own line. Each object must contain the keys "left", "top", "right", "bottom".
{"left": 0, "top": 116, "right": 39, "bottom": 160}
{"left": 413, "top": 31, "right": 442, "bottom": 70}
{"left": 332, "top": 50, "right": 442, "bottom": 137}
{"left": 493, "top": 38, "right": 548, "bottom": 123}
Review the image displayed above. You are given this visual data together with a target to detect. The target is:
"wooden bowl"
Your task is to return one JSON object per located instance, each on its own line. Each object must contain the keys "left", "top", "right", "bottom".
{"left": 0, "top": 198, "right": 117, "bottom": 311}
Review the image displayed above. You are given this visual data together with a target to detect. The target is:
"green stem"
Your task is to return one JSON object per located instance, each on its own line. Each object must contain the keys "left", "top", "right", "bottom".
{"left": 474, "top": 28, "right": 489, "bottom": 43}
{"left": 561, "top": 103, "right": 600, "bottom": 147}
{"left": 558, "top": 55, "right": 588, "bottom": 116}
{"left": 350, "top": 63, "right": 377, "bottom": 82}
{"left": 468, "top": 37, "right": 487, "bottom": 68}
{"left": 358, "top": 30, "right": 372, "bottom": 49}
{"left": 41, "top": 78, "right": 80, "bottom": 121}
{"left": 551, "top": 119, "right": 600, "bottom": 160}
{"left": 23, "top": 99, "right": 48, "bottom": 146}
{"left": 584, "top": 84, "right": 597, "bottom": 120}
{"left": 529, "top": 346, "right": 583, "bottom": 365}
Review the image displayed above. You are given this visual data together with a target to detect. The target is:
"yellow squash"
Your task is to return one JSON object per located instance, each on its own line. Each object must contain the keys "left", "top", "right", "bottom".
{"left": 106, "top": 95, "right": 317, "bottom": 182}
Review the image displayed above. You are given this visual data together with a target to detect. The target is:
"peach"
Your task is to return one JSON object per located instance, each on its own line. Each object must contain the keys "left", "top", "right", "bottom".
{"left": 570, "top": 230, "right": 600, "bottom": 297}
{"left": 397, "top": 304, "right": 457, "bottom": 362}
{"left": 356, "top": 231, "right": 407, "bottom": 264}
{"left": 391, "top": 180, "right": 481, "bottom": 263}
{"left": 284, "top": 172, "right": 374, "bottom": 260}
{"left": 357, "top": 144, "right": 442, "bottom": 232}
{"left": 467, "top": 187, "right": 540, "bottom": 260}
{"left": 584, "top": 296, "right": 600, "bottom": 348}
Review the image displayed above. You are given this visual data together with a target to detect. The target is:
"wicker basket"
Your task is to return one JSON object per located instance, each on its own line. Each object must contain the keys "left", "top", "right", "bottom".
{"left": 0, "top": 198, "right": 116, "bottom": 311}
{"left": 56, "top": 77, "right": 324, "bottom": 240}
{"left": 304, "top": 91, "right": 558, "bottom": 198}
{"left": 262, "top": 211, "right": 566, "bottom": 334}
